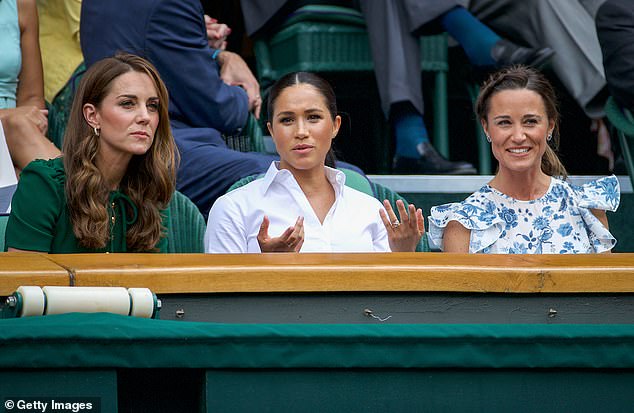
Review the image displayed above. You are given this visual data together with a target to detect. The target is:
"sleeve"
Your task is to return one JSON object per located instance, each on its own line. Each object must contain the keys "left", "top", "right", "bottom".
{"left": 574, "top": 175, "right": 620, "bottom": 253}
{"left": 63, "top": 0, "right": 81, "bottom": 40}
{"left": 5, "top": 160, "right": 65, "bottom": 252}
{"left": 428, "top": 195, "right": 504, "bottom": 253}
{"left": 204, "top": 193, "right": 249, "bottom": 253}
{"left": 146, "top": 0, "right": 249, "bottom": 133}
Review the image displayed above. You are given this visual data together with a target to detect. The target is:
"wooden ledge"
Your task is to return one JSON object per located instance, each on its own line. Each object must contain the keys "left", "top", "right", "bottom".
{"left": 33, "top": 252, "right": 634, "bottom": 294}
{"left": 0, "top": 253, "right": 71, "bottom": 295}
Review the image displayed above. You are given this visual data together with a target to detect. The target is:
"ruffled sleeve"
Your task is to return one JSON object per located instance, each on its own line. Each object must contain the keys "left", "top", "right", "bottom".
{"left": 428, "top": 190, "right": 505, "bottom": 253}
{"left": 573, "top": 175, "right": 620, "bottom": 253}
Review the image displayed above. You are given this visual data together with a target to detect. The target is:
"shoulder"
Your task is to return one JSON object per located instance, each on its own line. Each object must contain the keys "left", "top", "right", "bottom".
{"left": 20, "top": 157, "right": 66, "bottom": 188}
{"left": 558, "top": 176, "right": 620, "bottom": 212}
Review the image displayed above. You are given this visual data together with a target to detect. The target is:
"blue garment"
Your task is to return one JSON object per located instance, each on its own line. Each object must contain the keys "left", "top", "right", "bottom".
{"left": 429, "top": 176, "right": 620, "bottom": 254}
{"left": 391, "top": 101, "right": 429, "bottom": 159}
{"left": 440, "top": 6, "right": 500, "bottom": 67}
{"left": 80, "top": 0, "right": 270, "bottom": 217}
{"left": 0, "top": 0, "right": 20, "bottom": 108}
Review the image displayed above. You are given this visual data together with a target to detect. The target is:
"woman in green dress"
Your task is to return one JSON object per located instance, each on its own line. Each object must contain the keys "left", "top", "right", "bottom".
{"left": 5, "top": 53, "right": 177, "bottom": 253}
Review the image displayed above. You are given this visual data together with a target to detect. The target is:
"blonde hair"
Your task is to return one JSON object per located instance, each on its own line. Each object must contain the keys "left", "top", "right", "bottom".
{"left": 63, "top": 53, "right": 176, "bottom": 251}
{"left": 475, "top": 65, "right": 567, "bottom": 179}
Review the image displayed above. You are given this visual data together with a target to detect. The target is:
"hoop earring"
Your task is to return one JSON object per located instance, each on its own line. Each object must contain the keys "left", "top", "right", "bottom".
{"left": 485, "top": 134, "right": 491, "bottom": 143}
{"left": 547, "top": 134, "right": 552, "bottom": 142}
{"left": 93, "top": 127, "right": 100, "bottom": 137}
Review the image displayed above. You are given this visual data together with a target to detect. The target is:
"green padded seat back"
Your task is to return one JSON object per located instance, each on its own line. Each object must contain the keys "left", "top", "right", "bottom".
{"left": 47, "top": 63, "right": 87, "bottom": 150}
{"left": 605, "top": 96, "right": 634, "bottom": 189}
{"left": 222, "top": 113, "right": 265, "bottom": 153}
{"left": 166, "top": 191, "right": 206, "bottom": 253}
{"left": 255, "top": 5, "right": 448, "bottom": 84}
{"left": 0, "top": 214, "right": 8, "bottom": 251}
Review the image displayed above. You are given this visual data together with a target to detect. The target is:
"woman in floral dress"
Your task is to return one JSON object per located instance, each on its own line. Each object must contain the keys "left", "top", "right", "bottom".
{"left": 429, "top": 65, "right": 620, "bottom": 254}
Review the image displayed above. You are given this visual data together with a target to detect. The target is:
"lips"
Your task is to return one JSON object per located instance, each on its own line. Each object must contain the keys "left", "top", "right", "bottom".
{"left": 507, "top": 147, "right": 530, "bottom": 154}
{"left": 131, "top": 131, "right": 150, "bottom": 138}
{"left": 292, "top": 144, "right": 314, "bottom": 151}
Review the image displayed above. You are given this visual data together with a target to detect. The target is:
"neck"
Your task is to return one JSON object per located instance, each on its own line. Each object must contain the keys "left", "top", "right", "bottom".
{"left": 489, "top": 168, "right": 551, "bottom": 201}
{"left": 96, "top": 152, "right": 131, "bottom": 191}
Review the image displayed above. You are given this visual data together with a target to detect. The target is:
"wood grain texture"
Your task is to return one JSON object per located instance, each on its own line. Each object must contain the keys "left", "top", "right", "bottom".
{"left": 0, "top": 252, "right": 70, "bottom": 295}
{"left": 35, "top": 252, "right": 634, "bottom": 294}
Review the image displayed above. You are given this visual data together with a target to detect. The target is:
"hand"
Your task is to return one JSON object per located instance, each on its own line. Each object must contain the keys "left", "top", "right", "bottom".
{"left": 379, "top": 199, "right": 425, "bottom": 252}
{"left": 204, "top": 15, "right": 230, "bottom": 50}
{"left": 257, "top": 215, "right": 305, "bottom": 252}
{"left": 0, "top": 106, "right": 48, "bottom": 135}
{"left": 217, "top": 50, "right": 262, "bottom": 119}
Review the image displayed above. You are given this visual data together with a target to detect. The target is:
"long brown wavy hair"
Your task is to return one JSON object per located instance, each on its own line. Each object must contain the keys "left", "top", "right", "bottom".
{"left": 63, "top": 53, "right": 176, "bottom": 251}
{"left": 475, "top": 65, "right": 568, "bottom": 179}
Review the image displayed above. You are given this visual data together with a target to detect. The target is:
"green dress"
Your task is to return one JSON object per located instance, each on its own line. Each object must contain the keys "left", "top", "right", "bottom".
{"left": 5, "top": 157, "right": 169, "bottom": 253}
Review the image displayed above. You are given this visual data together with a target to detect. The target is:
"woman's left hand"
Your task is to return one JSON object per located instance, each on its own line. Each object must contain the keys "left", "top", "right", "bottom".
{"left": 380, "top": 199, "right": 425, "bottom": 252}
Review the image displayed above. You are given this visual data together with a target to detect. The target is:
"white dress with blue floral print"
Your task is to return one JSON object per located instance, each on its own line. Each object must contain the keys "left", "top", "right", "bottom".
{"left": 428, "top": 176, "right": 620, "bottom": 254}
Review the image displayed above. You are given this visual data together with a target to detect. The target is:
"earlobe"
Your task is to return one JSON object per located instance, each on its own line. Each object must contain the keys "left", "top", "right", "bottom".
{"left": 266, "top": 121, "right": 273, "bottom": 137}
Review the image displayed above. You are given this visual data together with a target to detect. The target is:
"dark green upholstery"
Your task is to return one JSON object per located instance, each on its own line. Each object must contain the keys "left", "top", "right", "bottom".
{"left": 0, "top": 214, "right": 8, "bottom": 251}
{"left": 166, "top": 191, "right": 206, "bottom": 253}
{"left": 47, "top": 63, "right": 86, "bottom": 150}
{"left": 222, "top": 113, "right": 266, "bottom": 153}
{"left": 605, "top": 96, "right": 634, "bottom": 189}
{"left": 253, "top": 5, "right": 449, "bottom": 162}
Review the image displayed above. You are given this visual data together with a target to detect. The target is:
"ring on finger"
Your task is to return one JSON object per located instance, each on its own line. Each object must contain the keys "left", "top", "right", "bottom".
{"left": 391, "top": 219, "right": 400, "bottom": 229}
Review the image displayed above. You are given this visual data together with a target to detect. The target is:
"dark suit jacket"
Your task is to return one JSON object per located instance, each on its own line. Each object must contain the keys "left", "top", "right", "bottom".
{"left": 596, "top": 0, "right": 634, "bottom": 111}
{"left": 81, "top": 0, "right": 249, "bottom": 138}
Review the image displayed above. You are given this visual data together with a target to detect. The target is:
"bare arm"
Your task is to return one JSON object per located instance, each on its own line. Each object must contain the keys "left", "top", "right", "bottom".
{"left": 442, "top": 220, "right": 471, "bottom": 253}
{"left": 16, "top": 0, "right": 45, "bottom": 109}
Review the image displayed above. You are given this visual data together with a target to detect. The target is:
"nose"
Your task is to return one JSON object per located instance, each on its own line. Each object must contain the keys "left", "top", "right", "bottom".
{"left": 510, "top": 125, "right": 527, "bottom": 143}
{"left": 136, "top": 106, "right": 151, "bottom": 124}
{"left": 296, "top": 118, "right": 308, "bottom": 138}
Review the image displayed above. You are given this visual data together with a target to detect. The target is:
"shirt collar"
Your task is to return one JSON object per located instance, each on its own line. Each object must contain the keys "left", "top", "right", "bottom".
{"left": 260, "top": 161, "right": 346, "bottom": 198}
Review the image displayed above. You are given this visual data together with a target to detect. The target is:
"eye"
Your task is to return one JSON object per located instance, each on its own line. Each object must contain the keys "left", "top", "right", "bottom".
{"left": 307, "top": 114, "right": 322, "bottom": 122}
{"left": 147, "top": 102, "right": 160, "bottom": 112}
{"left": 279, "top": 117, "right": 294, "bottom": 125}
{"left": 524, "top": 118, "right": 538, "bottom": 125}
{"left": 496, "top": 119, "right": 511, "bottom": 126}
{"left": 120, "top": 100, "right": 135, "bottom": 108}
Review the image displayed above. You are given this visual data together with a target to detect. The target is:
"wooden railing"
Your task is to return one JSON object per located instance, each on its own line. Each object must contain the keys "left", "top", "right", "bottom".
{"left": 1, "top": 252, "right": 633, "bottom": 296}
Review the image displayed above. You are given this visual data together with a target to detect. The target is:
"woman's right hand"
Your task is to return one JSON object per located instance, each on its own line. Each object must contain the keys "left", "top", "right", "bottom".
{"left": 257, "top": 215, "right": 305, "bottom": 252}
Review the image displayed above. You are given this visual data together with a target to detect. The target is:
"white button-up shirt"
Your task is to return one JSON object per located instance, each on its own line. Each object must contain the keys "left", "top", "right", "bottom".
{"left": 205, "top": 162, "right": 389, "bottom": 253}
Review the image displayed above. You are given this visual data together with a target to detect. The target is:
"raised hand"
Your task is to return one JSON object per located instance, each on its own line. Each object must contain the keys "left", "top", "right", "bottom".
{"left": 379, "top": 199, "right": 425, "bottom": 252}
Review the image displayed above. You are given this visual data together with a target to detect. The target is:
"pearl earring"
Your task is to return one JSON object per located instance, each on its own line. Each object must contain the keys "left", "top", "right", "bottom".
{"left": 485, "top": 134, "right": 491, "bottom": 143}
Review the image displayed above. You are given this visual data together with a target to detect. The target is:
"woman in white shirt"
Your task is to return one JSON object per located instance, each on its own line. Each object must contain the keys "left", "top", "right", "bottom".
{"left": 205, "top": 71, "right": 424, "bottom": 253}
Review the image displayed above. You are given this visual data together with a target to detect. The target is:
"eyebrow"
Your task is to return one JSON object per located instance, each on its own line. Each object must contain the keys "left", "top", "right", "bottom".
{"left": 275, "top": 108, "right": 325, "bottom": 118}
{"left": 116, "top": 94, "right": 159, "bottom": 100}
